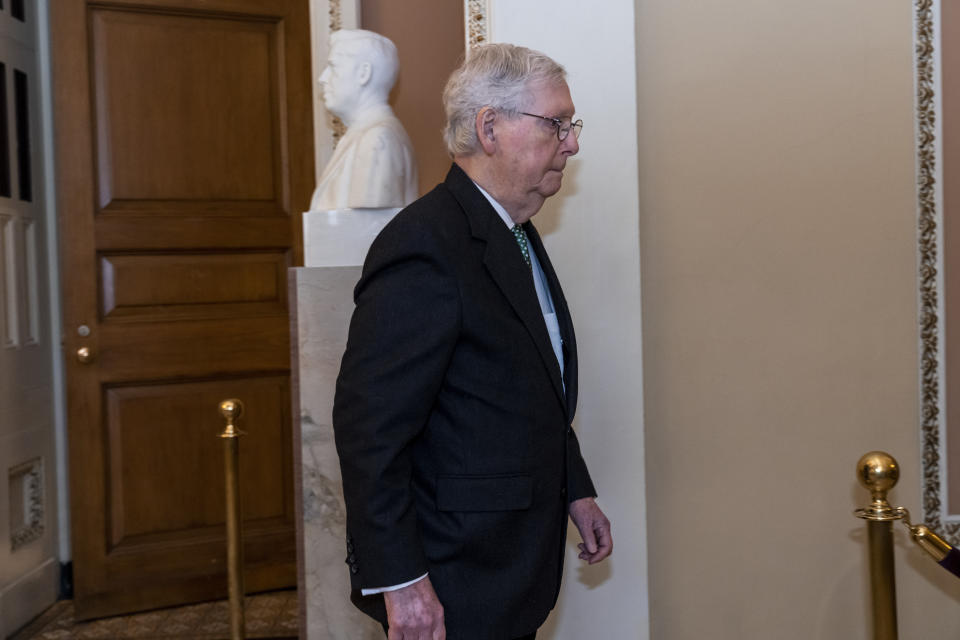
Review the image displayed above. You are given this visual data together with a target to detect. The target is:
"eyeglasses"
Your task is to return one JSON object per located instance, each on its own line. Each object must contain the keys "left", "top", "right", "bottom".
{"left": 519, "top": 112, "right": 583, "bottom": 142}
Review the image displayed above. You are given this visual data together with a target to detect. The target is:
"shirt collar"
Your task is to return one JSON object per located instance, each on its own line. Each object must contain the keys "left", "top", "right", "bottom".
{"left": 472, "top": 181, "right": 516, "bottom": 230}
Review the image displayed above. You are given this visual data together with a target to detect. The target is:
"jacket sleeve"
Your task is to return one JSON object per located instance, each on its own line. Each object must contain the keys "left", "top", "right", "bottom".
{"left": 566, "top": 427, "right": 597, "bottom": 503}
{"left": 332, "top": 215, "right": 459, "bottom": 589}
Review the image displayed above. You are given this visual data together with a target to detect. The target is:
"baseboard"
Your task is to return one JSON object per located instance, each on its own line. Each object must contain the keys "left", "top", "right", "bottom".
{"left": 0, "top": 558, "right": 58, "bottom": 638}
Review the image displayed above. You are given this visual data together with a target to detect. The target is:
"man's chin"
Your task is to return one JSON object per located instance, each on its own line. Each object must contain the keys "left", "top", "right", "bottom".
{"left": 539, "top": 174, "right": 564, "bottom": 197}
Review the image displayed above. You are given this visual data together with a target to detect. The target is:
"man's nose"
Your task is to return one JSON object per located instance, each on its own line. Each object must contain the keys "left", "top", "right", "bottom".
{"left": 562, "top": 130, "right": 579, "bottom": 156}
{"left": 319, "top": 68, "right": 330, "bottom": 84}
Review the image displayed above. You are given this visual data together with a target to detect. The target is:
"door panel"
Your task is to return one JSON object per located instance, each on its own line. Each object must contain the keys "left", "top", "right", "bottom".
{"left": 91, "top": 10, "right": 283, "bottom": 207}
{"left": 104, "top": 376, "right": 291, "bottom": 544}
{"left": 51, "top": 0, "right": 313, "bottom": 619}
{"left": 99, "top": 251, "right": 289, "bottom": 321}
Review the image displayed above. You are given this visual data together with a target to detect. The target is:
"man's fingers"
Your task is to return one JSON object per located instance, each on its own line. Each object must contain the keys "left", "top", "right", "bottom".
{"left": 582, "top": 525, "right": 598, "bottom": 554}
{"left": 568, "top": 497, "right": 613, "bottom": 564}
{"left": 590, "top": 523, "right": 613, "bottom": 562}
{"left": 597, "top": 523, "right": 612, "bottom": 551}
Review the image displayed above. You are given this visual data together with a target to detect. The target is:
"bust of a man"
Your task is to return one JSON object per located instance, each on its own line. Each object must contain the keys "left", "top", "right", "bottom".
{"left": 310, "top": 29, "right": 418, "bottom": 211}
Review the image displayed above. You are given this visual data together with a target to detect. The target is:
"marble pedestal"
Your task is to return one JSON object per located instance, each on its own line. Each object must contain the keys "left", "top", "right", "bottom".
{"left": 303, "top": 208, "right": 400, "bottom": 267}
{"left": 290, "top": 267, "right": 382, "bottom": 639}
{"left": 291, "top": 207, "right": 401, "bottom": 638}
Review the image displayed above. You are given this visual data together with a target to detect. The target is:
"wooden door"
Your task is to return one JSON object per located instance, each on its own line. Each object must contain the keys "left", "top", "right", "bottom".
{"left": 50, "top": 0, "right": 313, "bottom": 619}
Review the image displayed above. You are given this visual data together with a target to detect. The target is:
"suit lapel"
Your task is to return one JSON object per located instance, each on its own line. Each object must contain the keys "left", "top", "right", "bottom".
{"left": 444, "top": 165, "right": 567, "bottom": 412}
{"left": 525, "top": 223, "right": 578, "bottom": 419}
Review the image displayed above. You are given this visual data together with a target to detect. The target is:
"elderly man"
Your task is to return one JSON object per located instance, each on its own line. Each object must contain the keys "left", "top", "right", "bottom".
{"left": 333, "top": 43, "right": 612, "bottom": 640}
{"left": 311, "top": 29, "right": 417, "bottom": 210}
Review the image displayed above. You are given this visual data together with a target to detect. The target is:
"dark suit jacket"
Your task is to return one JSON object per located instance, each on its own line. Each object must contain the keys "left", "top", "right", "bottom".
{"left": 332, "top": 164, "right": 596, "bottom": 639}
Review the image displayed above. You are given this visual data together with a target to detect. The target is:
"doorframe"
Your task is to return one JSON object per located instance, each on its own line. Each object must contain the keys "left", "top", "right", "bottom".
{"left": 37, "top": 0, "right": 71, "bottom": 574}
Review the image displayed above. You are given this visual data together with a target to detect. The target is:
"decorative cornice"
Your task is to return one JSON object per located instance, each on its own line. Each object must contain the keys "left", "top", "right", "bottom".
{"left": 915, "top": 0, "right": 959, "bottom": 543}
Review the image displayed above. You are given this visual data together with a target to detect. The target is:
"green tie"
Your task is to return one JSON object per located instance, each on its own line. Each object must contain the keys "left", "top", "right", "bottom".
{"left": 511, "top": 225, "right": 531, "bottom": 266}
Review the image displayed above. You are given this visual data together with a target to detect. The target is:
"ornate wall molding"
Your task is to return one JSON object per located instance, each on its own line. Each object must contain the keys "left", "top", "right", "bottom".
{"left": 329, "top": 0, "right": 342, "bottom": 32}
{"left": 327, "top": 0, "right": 346, "bottom": 144}
{"left": 915, "top": 0, "right": 960, "bottom": 543}
{"left": 9, "top": 457, "right": 44, "bottom": 551}
{"left": 465, "top": 0, "right": 489, "bottom": 52}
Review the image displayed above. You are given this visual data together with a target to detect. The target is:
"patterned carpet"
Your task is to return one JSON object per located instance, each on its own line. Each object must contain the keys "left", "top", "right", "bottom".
{"left": 10, "top": 590, "right": 298, "bottom": 640}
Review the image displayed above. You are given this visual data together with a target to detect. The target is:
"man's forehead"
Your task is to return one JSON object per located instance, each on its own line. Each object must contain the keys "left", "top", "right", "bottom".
{"left": 526, "top": 80, "right": 575, "bottom": 115}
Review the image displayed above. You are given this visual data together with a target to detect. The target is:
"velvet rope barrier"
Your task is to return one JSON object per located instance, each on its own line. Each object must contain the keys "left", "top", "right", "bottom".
{"left": 897, "top": 508, "right": 960, "bottom": 579}
{"left": 939, "top": 547, "right": 960, "bottom": 578}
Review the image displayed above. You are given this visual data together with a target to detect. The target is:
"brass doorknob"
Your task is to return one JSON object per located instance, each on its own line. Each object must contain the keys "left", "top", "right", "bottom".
{"left": 76, "top": 346, "right": 93, "bottom": 364}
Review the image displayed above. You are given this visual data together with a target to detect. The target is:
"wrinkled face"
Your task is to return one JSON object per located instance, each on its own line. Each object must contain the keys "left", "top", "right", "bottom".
{"left": 493, "top": 81, "right": 579, "bottom": 221}
{"left": 318, "top": 44, "right": 362, "bottom": 118}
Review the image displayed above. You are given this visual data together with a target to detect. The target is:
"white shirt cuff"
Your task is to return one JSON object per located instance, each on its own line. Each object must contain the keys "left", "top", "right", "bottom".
{"left": 360, "top": 572, "right": 429, "bottom": 596}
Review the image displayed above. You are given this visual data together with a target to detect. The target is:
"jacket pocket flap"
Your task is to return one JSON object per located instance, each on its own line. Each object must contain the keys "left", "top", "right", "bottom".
{"left": 435, "top": 474, "right": 532, "bottom": 512}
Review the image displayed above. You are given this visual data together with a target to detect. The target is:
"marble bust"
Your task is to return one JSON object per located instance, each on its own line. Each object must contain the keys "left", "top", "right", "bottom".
{"left": 310, "top": 29, "right": 418, "bottom": 211}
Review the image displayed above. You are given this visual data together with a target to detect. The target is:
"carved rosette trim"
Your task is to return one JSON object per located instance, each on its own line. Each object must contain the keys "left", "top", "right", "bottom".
{"left": 466, "top": 0, "right": 488, "bottom": 52}
{"left": 327, "top": 0, "right": 346, "bottom": 144}
{"left": 915, "top": 0, "right": 959, "bottom": 543}
{"left": 328, "top": 0, "right": 341, "bottom": 32}
{"left": 9, "top": 458, "right": 44, "bottom": 551}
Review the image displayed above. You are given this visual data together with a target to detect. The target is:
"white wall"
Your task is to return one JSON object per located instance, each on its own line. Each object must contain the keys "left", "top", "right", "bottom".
{"left": 489, "top": 3, "right": 650, "bottom": 639}
{"left": 638, "top": 0, "right": 960, "bottom": 637}
{"left": 0, "top": 0, "right": 62, "bottom": 634}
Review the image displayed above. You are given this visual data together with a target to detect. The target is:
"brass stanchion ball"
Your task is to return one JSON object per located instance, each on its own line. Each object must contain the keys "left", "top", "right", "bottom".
{"left": 219, "top": 399, "right": 244, "bottom": 421}
{"left": 857, "top": 451, "right": 900, "bottom": 496}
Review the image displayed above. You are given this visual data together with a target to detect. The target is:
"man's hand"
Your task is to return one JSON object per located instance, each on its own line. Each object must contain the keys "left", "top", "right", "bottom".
{"left": 383, "top": 576, "right": 445, "bottom": 639}
{"left": 569, "top": 497, "right": 613, "bottom": 564}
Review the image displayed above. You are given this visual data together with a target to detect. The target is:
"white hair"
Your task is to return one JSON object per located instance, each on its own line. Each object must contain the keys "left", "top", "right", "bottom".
{"left": 442, "top": 43, "right": 567, "bottom": 156}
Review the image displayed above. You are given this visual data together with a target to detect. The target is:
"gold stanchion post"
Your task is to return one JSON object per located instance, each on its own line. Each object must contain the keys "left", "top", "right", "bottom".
{"left": 854, "top": 451, "right": 901, "bottom": 640}
{"left": 220, "top": 399, "right": 246, "bottom": 640}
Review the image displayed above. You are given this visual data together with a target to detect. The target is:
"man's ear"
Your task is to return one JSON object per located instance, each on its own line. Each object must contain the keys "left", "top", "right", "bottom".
{"left": 476, "top": 107, "right": 497, "bottom": 154}
{"left": 355, "top": 61, "right": 372, "bottom": 87}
